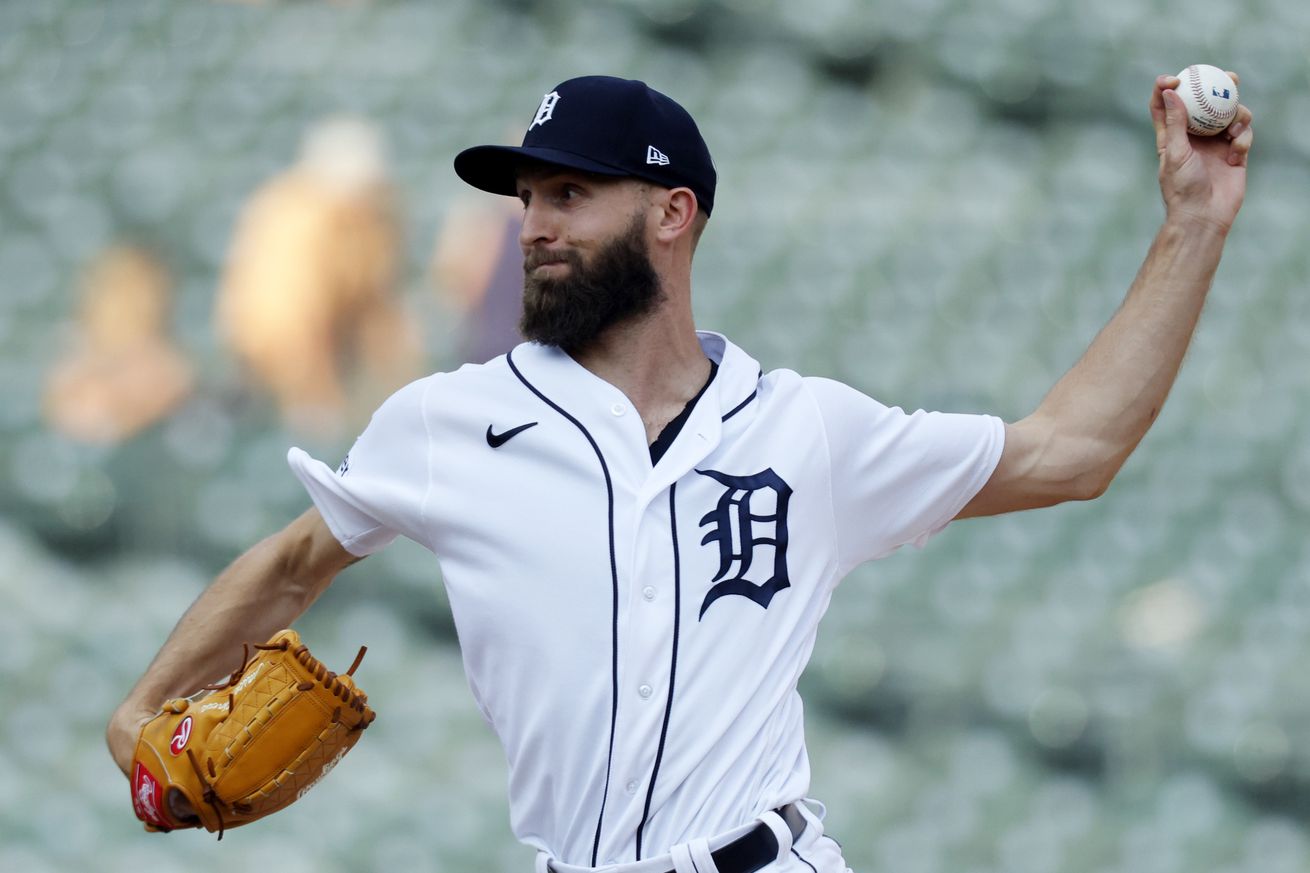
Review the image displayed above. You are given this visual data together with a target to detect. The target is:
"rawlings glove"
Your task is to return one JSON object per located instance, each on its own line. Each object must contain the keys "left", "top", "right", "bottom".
{"left": 129, "top": 629, "right": 376, "bottom": 838}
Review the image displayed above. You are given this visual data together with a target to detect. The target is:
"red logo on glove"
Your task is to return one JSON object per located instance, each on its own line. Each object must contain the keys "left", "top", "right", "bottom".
{"left": 169, "top": 716, "right": 193, "bottom": 756}
{"left": 132, "top": 762, "right": 170, "bottom": 828}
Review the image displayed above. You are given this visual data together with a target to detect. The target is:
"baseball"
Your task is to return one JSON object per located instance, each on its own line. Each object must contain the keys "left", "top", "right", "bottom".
{"left": 1176, "top": 64, "right": 1239, "bottom": 136}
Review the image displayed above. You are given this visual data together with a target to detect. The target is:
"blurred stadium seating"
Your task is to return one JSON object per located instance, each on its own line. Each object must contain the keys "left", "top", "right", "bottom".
{"left": 2, "top": 1, "right": 1307, "bottom": 870}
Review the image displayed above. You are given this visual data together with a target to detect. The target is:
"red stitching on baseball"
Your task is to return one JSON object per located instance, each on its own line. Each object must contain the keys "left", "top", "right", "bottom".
{"left": 1187, "top": 66, "right": 1235, "bottom": 127}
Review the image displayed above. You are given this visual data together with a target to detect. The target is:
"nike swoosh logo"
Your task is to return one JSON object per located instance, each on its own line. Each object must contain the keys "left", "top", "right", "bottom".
{"left": 486, "top": 422, "right": 538, "bottom": 448}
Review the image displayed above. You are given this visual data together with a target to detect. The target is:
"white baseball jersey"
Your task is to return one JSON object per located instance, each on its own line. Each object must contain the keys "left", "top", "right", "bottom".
{"left": 288, "top": 331, "right": 1003, "bottom": 869}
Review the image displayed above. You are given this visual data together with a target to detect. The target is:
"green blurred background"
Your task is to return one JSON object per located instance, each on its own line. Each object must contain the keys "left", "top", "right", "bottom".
{"left": 2, "top": 1, "right": 1309, "bottom": 871}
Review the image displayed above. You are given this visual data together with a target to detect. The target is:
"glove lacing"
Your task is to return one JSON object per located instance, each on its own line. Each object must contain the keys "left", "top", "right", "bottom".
{"left": 185, "top": 637, "right": 374, "bottom": 839}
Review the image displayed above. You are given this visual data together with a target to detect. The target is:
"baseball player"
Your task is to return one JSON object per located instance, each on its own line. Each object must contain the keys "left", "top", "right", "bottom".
{"left": 109, "top": 73, "right": 1253, "bottom": 872}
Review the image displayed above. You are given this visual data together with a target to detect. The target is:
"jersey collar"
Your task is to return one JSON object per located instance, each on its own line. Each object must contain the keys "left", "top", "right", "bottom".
{"left": 505, "top": 332, "right": 761, "bottom": 488}
{"left": 694, "top": 330, "right": 761, "bottom": 420}
{"left": 507, "top": 332, "right": 760, "bottom": 422}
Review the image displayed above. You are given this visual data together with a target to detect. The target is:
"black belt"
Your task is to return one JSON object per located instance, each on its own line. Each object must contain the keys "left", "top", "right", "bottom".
{"left": 662, "top": 803, "right": 807, "bottom": 873}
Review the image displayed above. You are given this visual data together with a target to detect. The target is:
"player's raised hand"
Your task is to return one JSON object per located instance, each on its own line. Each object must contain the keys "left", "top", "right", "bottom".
{"left": 1151, "top": 72, "right": 1253, "bottom": 233}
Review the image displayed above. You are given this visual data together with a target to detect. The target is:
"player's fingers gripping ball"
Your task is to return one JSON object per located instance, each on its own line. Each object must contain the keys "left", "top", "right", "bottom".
{"left": 1176, "top": 65, "right": 1239, "bottom": 136}
{"left": 129, "top": 629, "right": 376, "bottom": 838}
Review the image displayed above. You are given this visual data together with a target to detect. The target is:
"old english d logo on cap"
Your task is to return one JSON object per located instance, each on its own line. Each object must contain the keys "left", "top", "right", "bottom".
{"left": 530, "top": 91, "right": 560, "bottom": 130}
{"left": 453, "top": 76, "right": 717, "bottom": 215}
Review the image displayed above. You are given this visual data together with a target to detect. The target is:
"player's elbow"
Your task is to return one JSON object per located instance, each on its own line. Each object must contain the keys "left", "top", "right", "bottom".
{"left": 1067, "top": 466, "right": 1115, "bottom": 503}
{"left": 1010, "top": 416, "right": 1121, "bottom": 507}
{"left": 1046, "top": 429, "right": 1126, "bottom": 504}
{"left": 1026, "top": 464, "right": 1110, "bottom": 508}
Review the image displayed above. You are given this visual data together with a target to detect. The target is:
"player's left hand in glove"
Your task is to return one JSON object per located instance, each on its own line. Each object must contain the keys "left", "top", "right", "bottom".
{"left": 128, "top": 629, "right": 376, "bottom": 838}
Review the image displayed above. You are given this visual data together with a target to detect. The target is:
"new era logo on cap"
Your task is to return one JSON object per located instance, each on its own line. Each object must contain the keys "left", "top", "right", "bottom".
{"left": 453, "top": 76, "right": 717, "bottom": 215}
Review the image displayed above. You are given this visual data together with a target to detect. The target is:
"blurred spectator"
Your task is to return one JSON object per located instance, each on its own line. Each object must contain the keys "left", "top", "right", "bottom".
{"left": 431, "top": 195, "right": 524, "bottom": 364}
{"left": 216, "top": 116, "right": 420, "bottom": 435}
{"left": 44, "top": 246, "right": 194, "bottom": 444}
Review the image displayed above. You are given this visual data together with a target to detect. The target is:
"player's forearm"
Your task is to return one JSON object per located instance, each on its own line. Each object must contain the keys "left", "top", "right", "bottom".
{"left": 1035, "top": 214, "right": 1227, "bottom": 490}
{"left": 117, "top": 536, "right": 327, "bottom": 714}
{"left": 108, "top": 511, "right": 355, "bottom": 776}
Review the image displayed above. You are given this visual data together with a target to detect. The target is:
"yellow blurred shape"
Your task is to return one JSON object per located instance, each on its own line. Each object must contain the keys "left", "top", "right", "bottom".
{"left": 216, "top": 116, "right": 419, "bottom": 435}
{"left": 44, "top": 246, "right": 194, "bottom": 445}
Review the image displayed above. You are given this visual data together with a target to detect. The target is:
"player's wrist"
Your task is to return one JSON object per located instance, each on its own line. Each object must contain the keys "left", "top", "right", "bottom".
{"left": 1161, "top": 208, "right": 1233, "bottom": 240}
{"left": 106, "top": 703, "right": 153, "bottom": 777}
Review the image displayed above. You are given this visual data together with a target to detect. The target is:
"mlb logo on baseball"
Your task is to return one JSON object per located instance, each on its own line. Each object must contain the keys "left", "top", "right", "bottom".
{"left": 1177, "top": 64, "right": 1239, "bottom": 136}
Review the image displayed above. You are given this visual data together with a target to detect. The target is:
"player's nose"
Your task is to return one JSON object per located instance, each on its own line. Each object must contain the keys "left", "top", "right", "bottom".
{"left": 519, "top": 201, "right": 558, "bottom": 249}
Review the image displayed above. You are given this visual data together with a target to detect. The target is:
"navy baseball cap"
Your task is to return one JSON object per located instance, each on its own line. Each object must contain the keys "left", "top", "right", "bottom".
{"left": 454, "top": 76, "right": 716, "bottom": 216}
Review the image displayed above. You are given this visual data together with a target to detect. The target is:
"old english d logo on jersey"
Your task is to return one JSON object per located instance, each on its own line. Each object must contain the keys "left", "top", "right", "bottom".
{"left": 695, "top": 468, "right": 792, "bottom": 619}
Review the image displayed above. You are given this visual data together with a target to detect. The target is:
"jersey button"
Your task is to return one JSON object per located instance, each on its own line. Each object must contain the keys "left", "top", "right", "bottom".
{"left": 638, "top": 684, "right": 653, "bottom": 699}
{"left": 610, "top": 403, "right": 626, "bottom": 416}
{"left": 642, "top": 586, "right": 656, "bottom": 601}
{"left": 625, "top": 779, "right": 639, "bottom": 795}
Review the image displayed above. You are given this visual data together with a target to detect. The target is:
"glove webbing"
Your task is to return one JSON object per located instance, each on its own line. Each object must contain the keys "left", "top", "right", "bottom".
{"left": 187, "top": 638, "right": 372, "bottom": 839}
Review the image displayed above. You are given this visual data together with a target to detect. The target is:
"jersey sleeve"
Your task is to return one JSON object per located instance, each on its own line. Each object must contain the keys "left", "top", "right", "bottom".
{"left": 806, "top": 376, "right": 1005, "bottom": 574}
{"left": 286, "top": 376, "right": 435, "bottom": 556}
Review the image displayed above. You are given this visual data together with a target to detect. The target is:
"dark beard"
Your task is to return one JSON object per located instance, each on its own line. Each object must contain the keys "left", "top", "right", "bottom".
{"left": 520, "top": 213, "right": 664, "bottom": 354}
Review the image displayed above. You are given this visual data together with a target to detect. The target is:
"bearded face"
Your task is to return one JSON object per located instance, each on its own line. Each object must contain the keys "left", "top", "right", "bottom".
{"left": 519, "top": 210, "right": 664, "bottom": 354}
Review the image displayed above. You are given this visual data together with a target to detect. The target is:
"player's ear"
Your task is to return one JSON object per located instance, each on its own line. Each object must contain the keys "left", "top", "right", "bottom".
{"left": 653, "top": 187, "right": 698, "bottom": 245}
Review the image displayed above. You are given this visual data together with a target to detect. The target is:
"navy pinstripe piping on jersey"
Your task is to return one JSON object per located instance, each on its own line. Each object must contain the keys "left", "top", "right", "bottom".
{"left": 721, "top": 370, "right": 763, "bottom": 422}
{"left": 506, "top": 349, "right": 621, "bottom": 868}
{"left": 634, "top": 482, "right": 682, "bottom": 860}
